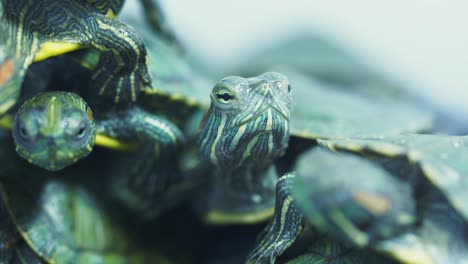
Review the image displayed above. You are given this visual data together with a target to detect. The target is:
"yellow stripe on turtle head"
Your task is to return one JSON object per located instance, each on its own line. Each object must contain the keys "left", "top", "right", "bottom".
{"left": 351, "top": 191, "right": 392, "bottom": 216}
{"left": 39, "top": 96, "right": 62, "bottom": 136}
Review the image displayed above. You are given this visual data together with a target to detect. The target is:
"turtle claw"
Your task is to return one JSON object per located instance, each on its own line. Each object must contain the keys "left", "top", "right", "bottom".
{"left": 93, "top": 62, "right": 152, "bottom": 104}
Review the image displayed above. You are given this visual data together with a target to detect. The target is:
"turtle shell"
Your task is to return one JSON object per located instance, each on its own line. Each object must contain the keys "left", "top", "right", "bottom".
{"left": 279, "top": 66, "right": 434, "bottom": 140}
{"left": 233, "top": 34, "right": 404, "bottom": 93}
{"left": 134, "top": 22, "right": 212, "bottom": 132}
{"left": 292, "top": 134, "right": 468, "bottom": 263}
{"left": 318, "top": 134, "right": 468, "bottom": 220}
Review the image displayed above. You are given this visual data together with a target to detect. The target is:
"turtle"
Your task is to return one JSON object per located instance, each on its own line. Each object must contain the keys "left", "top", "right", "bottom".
{"left": 195, "top": 66, "right": 434, "bottom": 226}
{"left": 247, "top": 134, "right": 468, "bottom": 263}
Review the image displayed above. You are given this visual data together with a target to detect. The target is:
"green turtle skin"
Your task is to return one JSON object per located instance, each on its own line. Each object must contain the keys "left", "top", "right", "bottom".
{"left": 0, "top": 0, "right": 151, "bottom": 117}
{"left": 246, "top": 174, "right": 382, "bottom": 264}
{"left": 197, "top": 72, "right": 292, "bottom": 221}
{"left": 12, "top": 92, "right": 96, "bottom": 171}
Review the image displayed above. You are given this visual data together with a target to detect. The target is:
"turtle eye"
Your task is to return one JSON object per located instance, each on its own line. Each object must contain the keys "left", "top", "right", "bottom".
{"left": 64, "top": 110, "right": 90, "bottom": 141}
{"left": 287, "top": 84, "right": 291, "bottom": 93}
{"left": 212, "top": 85, "right": 238, "bottom": 108}
{"left": 13, "top": 112, "right": 39, "bottom": 142}
{"left": 216, "top": 92, "right": 235, "bottom": 102}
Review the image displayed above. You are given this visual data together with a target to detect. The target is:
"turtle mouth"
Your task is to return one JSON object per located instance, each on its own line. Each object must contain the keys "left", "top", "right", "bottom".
{"left": 231, "top": 104, "right": 289, "bottom": 130}
{"left": 14, "top": 138, "right": 75, "bottom": 171}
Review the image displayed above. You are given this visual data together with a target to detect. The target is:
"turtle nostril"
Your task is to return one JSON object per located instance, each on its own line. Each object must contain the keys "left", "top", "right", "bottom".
{"left": 19, "top": 125, "right": 30, "bottom": 139}
{"left": 76, "top": 126, "right": 86, "bottom": 139}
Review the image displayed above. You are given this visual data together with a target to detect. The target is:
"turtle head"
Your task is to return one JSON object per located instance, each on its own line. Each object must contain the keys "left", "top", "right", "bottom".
{"left": 12, "top": 92, "right": 96, "bottom": 171}
{"left": 197, "top": 72, "right": 292, "bottom": 223}
{"left": 199, "top": 72, "right": 291, "bottom": 169}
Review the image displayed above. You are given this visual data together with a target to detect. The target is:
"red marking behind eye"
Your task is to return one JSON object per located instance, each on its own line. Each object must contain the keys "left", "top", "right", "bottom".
{"left": 87, "top": 107, "right": 94, "bottom": 121}
{"left": 5, "top": 229, "right": 16, "bottom": 250}
{"left": 0, "top": 59, "right": 14, "bottom": 88}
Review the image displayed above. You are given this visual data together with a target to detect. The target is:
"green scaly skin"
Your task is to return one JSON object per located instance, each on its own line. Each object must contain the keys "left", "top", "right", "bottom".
{"left": 198, "top": 73, "right": 369, "bottom": 263}
{"left": 0, "top": 0, "right": 151, "bottom": 116}
{"left": 99, "top": 105, "right": 187, "bottom": 220}
{"left": 12, "top": 91, "right": 96, "bottom": 171}
{"left": 255, "top": 180, "right": 377, "bottom": 264}
{"left": 197, "top": 72, "right": 291, "bottom": 221}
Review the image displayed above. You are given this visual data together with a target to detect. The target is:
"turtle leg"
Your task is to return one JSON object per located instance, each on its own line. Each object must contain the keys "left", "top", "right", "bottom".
{"left": 97, "top": 106, "right": 186, "bottom": 219}
{"left": 15, "top": 0, "right": 152, "bottom": 104}
{"left": 96, "top": 106, "right": 183, "bottom": 147}
{"left": 83, "top": 16, "right": 152, "bottom": 104}
{"left": 246, "top": 173, "right": 305, "bottom": 264}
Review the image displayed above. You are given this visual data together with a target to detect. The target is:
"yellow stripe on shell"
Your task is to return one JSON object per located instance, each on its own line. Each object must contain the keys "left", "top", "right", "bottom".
{"left": 32, "top": 9, "right": 116, "bottom": 63}
{"left": 33, "top": 42, "right": 83, "bottom": 63}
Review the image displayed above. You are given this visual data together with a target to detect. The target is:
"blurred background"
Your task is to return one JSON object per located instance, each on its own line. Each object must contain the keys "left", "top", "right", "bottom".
{"left": 123, "top": 0, "right": 468, "bottom": 122}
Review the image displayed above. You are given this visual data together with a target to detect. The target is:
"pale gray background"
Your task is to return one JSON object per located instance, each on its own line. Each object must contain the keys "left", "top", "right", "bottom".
{"left": 124, "top": 0, "right": 468, "bottom": 118}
